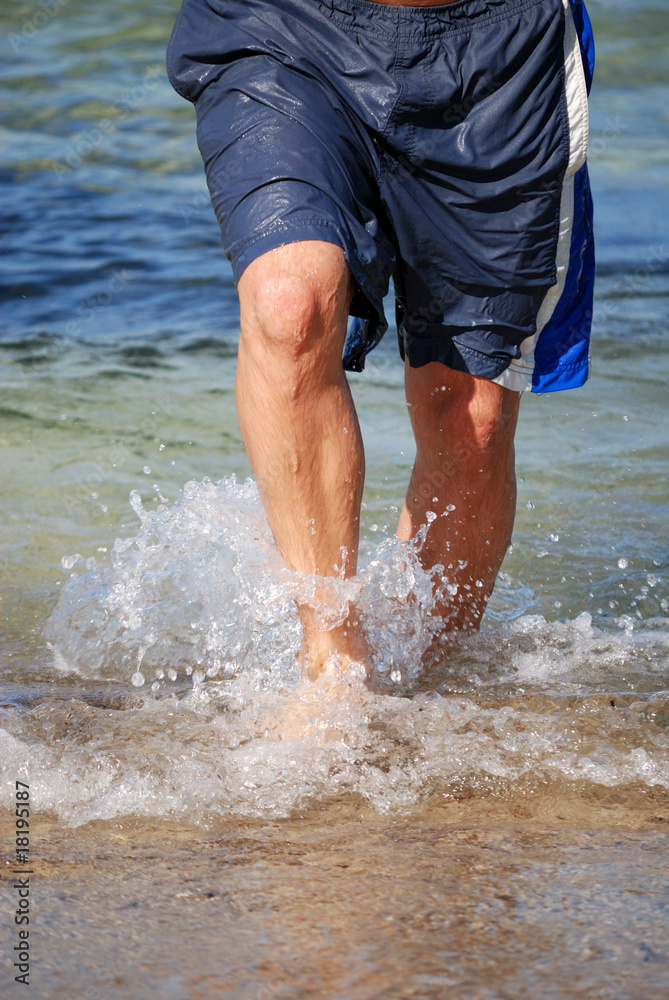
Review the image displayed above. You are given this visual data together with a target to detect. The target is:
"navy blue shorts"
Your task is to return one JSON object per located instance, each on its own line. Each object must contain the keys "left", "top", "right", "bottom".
{"left": 167, "top": 0, "right": 595, "bottom": 392}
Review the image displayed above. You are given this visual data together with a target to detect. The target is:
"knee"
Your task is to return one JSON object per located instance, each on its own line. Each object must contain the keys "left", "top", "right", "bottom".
{"left": 450, "top": 395, "right": 519, "bottom": 480}
{"left": 247, "top": 278, "right": 330, "bottom": 362}
{"left": 411, "top": 373, "right": 520, "bottom": 472}
{"left": 464, "top": 391, "right": 518, "bottom": 459}
{"left": 238, "top": 243, "right": 352, "bottom": 365}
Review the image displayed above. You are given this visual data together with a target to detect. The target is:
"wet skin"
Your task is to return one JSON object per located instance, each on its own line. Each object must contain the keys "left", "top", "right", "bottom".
{"left": 237, "top": 240, "right": 520, "bottom": 681}
{"left": 236, "top": 0, "right": 522, "bottom": 684}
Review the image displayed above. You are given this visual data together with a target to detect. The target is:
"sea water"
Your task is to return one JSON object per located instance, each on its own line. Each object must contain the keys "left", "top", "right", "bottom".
{"left": 1, "top": 2, "right": 668, "bottom": 997}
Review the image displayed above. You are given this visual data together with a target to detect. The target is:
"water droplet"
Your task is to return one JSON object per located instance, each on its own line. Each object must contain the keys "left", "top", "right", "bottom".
{"left": 342, "top": 426, "right": 348, "bottom": 434}
{"left": 151, "top": 681, "right": 160, "bottom": 693}
{"left": 192, "top": 670, "right": 205, "bottom": 685}
{"left": 370, "top": 523, "right": 378, "bottom": 532}
{"left": 526, "top": 501, "right": 535, "bottom": 510}
{"left": 61, "top": 553, "right": 82, "bottom": 570}
{"left": 390, "top": 669, "right": 401, "bottom": 683}
{"left": 446, "top": 503, "right": 456, "bottom": 512}
{"left": 159, "top": 443, "right": 165, "bottom": 451}
{"left": 475, "top": 579, "right": 483, "bottom": 588}
{"left": 131, "top": 671, "right": 145, "bottom": 687}
{"left": 647, "top": 574, "right": 658, "bottom": 587}
{"left": 550, "top": 533, "right": 559, "bottom": 542}
{"left": 623, "top": 415, "right": 629, "bottom": 421}
{"left": 618, "top": 558, "right": 629, "bottom": 570}
{"left": 60, "top": 414, "right": 66, "bottom": 420}
{"left": 426, "top": 511, "right": 437, "bottom": 524}
{"left": 91, "top": 492, "right": 98, "bottom": 500}
{"left": 432, "top": 497, "right": 439, "bottom": 503}
{"left": 143, "top": 466, "right": 151, "bottom": 475}
{"left": 167, "top": 668, "right": 177, "bottom": 682}
{"left": 518, "top": 477, "right": 525, "bottom": 483}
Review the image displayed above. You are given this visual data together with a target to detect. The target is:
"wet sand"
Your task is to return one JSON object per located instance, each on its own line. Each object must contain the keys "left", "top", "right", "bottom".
{"left": 2, "top": 800, "right": 668, "bottom": 999}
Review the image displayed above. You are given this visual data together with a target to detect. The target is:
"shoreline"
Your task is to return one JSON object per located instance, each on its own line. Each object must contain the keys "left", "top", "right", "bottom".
{"left": 2, "top": 805, "right": 668, "bottom": 998}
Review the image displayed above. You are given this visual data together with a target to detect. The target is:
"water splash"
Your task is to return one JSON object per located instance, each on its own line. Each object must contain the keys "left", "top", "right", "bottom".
{"left": 44, "top": 475, "right": 441, "bottom": 689}
{"left": 1, "top": 476, "right": 666, "bottom": 826}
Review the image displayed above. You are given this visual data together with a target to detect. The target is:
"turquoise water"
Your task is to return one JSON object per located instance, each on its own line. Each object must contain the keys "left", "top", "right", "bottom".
{"left": 1, "top": 2, "right": 669, "bottom": 996}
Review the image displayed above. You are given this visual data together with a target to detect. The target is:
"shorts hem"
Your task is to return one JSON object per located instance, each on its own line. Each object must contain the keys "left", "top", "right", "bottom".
{"left": 498, "top": 356, "right": 589, "bottom": 393}
{"left": 402, "top": 333, "right": 590, "bottom": 392}
{"left": 228, "top": 220, "right": 389, "bottom": 357}
{"left": 402, "top": 335, "right": 513, "bottom": 381}
{"left": 228, "top": 220, "right": 349, "bottom": 284}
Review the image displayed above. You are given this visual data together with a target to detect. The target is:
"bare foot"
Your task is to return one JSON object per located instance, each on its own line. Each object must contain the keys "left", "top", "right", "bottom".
{"left": 297, "top": 606, "right": 377, "bottom": 688}
{"left": 259, "top": 657, "right": 374, "bottom": 743}
{"left": 300, "top": 620, "right": 373, "bottom": 682}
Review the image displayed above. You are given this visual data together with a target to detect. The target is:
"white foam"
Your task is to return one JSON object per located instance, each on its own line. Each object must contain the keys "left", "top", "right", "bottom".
{"left": 4, "top": 476, "right": 663, "bottom": 825}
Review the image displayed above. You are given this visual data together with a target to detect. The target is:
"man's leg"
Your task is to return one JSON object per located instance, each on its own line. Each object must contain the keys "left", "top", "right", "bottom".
{"left": 236, "top": 240, "right": 370, "bottom": 679}
{"left": 397, "top": 362, "right": 521, "bottom": 630}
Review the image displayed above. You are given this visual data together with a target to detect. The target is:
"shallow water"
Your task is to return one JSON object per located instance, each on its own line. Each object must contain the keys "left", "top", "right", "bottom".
{"left": 1, "top": 0, "right": 669, "bottom": 995}
{"left": 2, "top": 813, "right": 669, "bottom": 1000}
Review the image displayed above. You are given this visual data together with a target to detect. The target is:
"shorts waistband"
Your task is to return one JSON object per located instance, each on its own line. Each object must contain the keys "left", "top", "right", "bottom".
{"left": 315, "top": 0, "right": 545, "bottom": 36}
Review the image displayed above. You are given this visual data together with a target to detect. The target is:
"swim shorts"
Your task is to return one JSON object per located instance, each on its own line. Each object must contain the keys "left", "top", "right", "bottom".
{"left": 167, "top": 0, "right": 595, "bottom": 392}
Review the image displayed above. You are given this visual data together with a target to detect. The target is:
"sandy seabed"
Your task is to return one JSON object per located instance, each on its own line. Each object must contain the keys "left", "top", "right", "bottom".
{"left": 2, "top": 797, "right": 669, "bottom": 1000}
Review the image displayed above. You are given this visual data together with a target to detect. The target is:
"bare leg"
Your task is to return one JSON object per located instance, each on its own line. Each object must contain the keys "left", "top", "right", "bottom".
{"left": 236, "top": 241, "right": 371, "bottom": 679}
{"left": 397, "top": 361, "right": 521, "bottom": 630}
